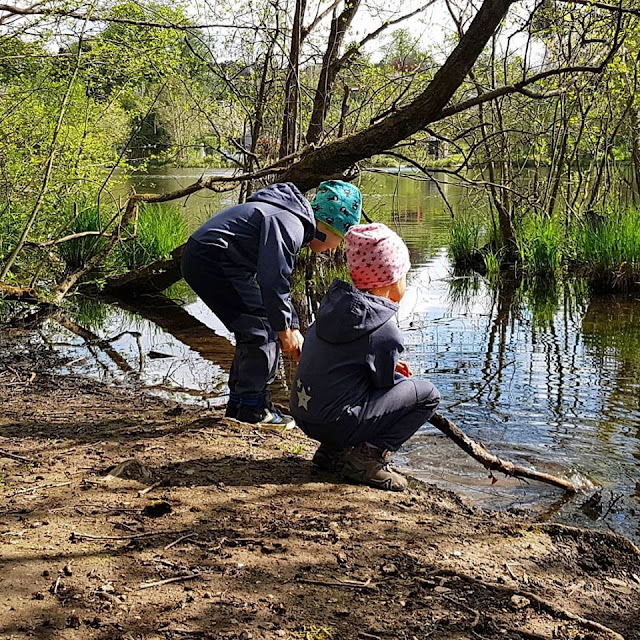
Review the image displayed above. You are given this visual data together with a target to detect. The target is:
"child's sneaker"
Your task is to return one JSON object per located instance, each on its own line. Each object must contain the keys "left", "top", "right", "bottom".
{"left": 236, "top": 405, "right": 296, "bottom": 430}
{"left": 340, "top": 443, "right": 408, "bottom": 492}
{"left": 312, "top": 443, "right": 345, "bottom": 472}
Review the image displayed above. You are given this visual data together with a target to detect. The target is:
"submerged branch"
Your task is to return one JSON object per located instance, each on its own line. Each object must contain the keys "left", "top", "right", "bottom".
{"left": 428, "top": 412, "right": 577, "bottom": 493}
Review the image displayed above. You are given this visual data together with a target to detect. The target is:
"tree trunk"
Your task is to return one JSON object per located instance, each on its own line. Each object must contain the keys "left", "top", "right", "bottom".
{"left": 0, "top": 284, "right": 38, "bottom": 301}
{"left": 279, "top": 0, "right": 306, "bottom": 158}
{"left": 305, "top": 0, "right": 362, "bottom": 145}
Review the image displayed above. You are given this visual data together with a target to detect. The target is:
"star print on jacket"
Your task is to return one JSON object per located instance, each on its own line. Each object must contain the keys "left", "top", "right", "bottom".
{"left": 296, "top": 385, "right": 311, "bottom": 411}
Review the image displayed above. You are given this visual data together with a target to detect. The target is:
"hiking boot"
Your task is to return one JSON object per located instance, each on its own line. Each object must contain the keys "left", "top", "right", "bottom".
{"left": 340, "top": 443, "right": 408, "bottom": 492}
{"left": 236, "top": 405, "right": 296, "bottom": 430}
{"left": 312, "top": 443, "right": 345, "bottom": 472}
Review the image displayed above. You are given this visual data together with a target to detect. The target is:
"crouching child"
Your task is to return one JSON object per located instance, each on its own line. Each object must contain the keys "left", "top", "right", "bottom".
{"left": 290, "top": 223, "right": 440, "bottom": 491}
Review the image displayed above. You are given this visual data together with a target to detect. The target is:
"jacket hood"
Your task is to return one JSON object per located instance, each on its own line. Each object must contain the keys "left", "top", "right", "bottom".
{"left": 247, "top": 182, "right": 315, "bottom": 243}
{"left": 315, "top": 279, "right": 398, "bottom": 344}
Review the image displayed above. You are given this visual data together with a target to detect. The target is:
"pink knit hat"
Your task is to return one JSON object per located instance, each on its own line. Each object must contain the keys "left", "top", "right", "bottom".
{"left": 345, "top": 223, "right": 411, "bottom": 290}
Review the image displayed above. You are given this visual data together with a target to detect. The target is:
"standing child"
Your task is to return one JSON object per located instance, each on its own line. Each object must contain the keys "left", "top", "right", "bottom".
{"left": 181, "top": 181, "right": 361, "bottom": 427}
{"left": 290, "top": 223, "right": 440, "bottom": 491}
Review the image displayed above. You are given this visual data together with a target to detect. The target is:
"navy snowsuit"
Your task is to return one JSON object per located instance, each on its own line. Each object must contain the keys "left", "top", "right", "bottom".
{"left": 290, "top": 279, "right": 440, "bottom": 451}
{"left": 181, "top": 183, "right": 316, "bottom": 405}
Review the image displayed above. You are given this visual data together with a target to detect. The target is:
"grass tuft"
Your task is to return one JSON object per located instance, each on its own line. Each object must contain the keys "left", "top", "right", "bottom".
{"left": 119, "top": 203, "right": 188, "bottom": 269}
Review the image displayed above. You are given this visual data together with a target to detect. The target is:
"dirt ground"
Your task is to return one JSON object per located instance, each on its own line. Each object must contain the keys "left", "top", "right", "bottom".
{"left": 1, "top": 326, "right": 640, "bottom": 640}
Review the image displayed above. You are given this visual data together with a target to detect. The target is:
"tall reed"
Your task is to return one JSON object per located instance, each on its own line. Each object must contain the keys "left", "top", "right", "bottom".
{"left": 448, "top": 213, "right": 482, "bottom": 264}
{"left": 56, "top": 201, "right": 106, "bottom": 270}
{"left": 575, "top": 208, "right": 640, "bottom": 290}
{"left": 119, "top": 203, "right": 188, "bottom": 270}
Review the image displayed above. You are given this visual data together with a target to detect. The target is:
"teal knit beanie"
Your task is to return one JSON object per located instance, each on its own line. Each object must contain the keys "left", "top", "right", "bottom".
{"left": 310, "top": 180, "right": 362, "bottom": 237}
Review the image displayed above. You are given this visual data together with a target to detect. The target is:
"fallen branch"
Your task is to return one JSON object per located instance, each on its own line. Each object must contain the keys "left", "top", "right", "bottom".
{"left": 0, "top": 284, "right": 38, "bottom": 301}
{"left": 0, "top": 449, "right": 36, "bottom": 464}
{"left": 428, "top": 412, "right": 577, "bottom": 493}
{"left": 138, "top": 572, "right": 199, "bottom": 590}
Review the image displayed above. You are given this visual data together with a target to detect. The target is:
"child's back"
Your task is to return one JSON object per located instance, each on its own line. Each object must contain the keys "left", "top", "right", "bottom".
{"left": 292, "top": 279, "right": 403, "bottom": 426}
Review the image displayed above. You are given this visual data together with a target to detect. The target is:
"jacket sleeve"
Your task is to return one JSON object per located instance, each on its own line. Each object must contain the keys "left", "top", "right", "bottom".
{"left": 256, "top": 213, "right": 305, "bottom": 332}
{"left": 365, "top": 321, "right": 405, "bottom": 388}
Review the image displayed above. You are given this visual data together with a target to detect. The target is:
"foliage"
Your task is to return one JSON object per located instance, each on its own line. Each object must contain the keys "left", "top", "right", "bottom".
{"left": 56, "top": 200, "right": 108, "bottom": 271}
{"left": 118, "top": 203, "right": 188, "bottom": 269}
{"left": 574, "top": 208, "right": 640, "bottom": 290}
{"left": 515, "top": 213, "right": 565, "bottom": 277}
{"left": 448, "top": 213, "right": 483, "bottom": 264}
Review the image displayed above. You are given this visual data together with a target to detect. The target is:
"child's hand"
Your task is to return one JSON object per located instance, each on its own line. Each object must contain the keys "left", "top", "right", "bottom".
{"left": 278, "top": 329, "right": 304, "bottom": 362}
{"left": 395, "top": 360, "right": 412, "bottom": 377}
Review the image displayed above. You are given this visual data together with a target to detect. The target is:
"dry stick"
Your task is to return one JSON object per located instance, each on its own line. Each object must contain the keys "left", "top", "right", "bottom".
{"left": 296, "top": 577, "right": 376, "bottom": 590}
{"left": 138, "top": 482, "right": 161, "bottom": 497}
{"left": 10, "top": 481, "right": 71, "bottom": 496}
{"left": 0, "top": 450, "right": 35, "bottom": 464}
{"left": 138, "top": 573, "right": 199, "bottom": 590}
{"left": 164, "top": 533, "right": 195, "bottom": 550}
{"left": 71, "top": 528, "right": 191, "bottom": 542}
{"left": 428, "top": 413, "right": 577, "bottom": 493}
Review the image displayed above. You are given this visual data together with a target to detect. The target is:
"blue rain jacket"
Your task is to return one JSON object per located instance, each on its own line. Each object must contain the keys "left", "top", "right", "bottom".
{"left": 188, "top": 183, "right": 316, "bottom": 332}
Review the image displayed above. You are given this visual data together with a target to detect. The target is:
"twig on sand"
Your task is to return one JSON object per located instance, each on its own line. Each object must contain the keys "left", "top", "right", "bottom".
{"left": 10, "top": 481, "right": 71, "bottom": 496}
{"left": 296, "top": 576, "right": 376, "bottom": 590}
{"left": 0, "top": 449, "right": 36, "bottom": 465}
{"left": 164, "top": 533, "right": 195, "bottom": 550}
{"left": 138, "top": 481, "right": 161, "bottom": 497}
{"left": 428, "top": 413, "right": 577, "bottom": 493}
{"left": 71, "top": 528, "right": 191, "bottom": 542}
{"left": 138, "top": 572, "right": 199, "bottom": 590}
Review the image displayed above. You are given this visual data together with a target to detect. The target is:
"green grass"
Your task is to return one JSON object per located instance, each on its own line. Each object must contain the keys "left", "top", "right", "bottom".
{"left": 515, "top": 212, "right": 565, "bottom": 277}
{"left": 56, "top": 200, "right": 107, "bottom": 270}
{"left": 448, "top": 213, "right": 482, "bottom": 264}
{"left": 483, "top": 250, "right": 501, "bottom": 278}
{"left": 574, "top": 208, "right": 640, "bottom": 291}
{"left": 118, "top": 203, "right": 188, "bottom": 270}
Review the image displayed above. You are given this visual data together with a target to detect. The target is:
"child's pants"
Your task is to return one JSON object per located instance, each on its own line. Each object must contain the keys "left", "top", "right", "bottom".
{"left": 297, "top": 377, "right": 441, "bottom": 452}
{"left": 181, "top": 239, "right": 279, "bottom": 404}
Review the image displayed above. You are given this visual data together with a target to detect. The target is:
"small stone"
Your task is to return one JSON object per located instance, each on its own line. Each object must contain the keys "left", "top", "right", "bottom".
{"left": 434, "top": 586, "right": 451, "bottom": 594}
{"left": 63, "top": 565, "right": 73, "bottom": 577}
{"left": 261, "top": 544, "right": 277, "bottom": 554}
{"left": 382, "top": 563, "right": 398, "bottom": 575}
{"left": 510, "top": 595, "right": 530, "bottom": 609}
{"left": 606, "top": 577, "right": 628, "bottom": 588}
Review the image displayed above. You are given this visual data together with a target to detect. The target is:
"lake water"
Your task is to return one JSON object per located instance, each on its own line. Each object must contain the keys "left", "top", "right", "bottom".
{"left": 49, "top": 168, "right": 640, "bottom": 542}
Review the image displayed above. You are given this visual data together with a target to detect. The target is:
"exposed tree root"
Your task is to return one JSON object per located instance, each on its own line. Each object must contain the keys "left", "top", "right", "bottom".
{"left": 428, "top": 568, "right": 625, "bottom": 640}
{"left": 533, "top": 522, "right": 640, "bottom": 557}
